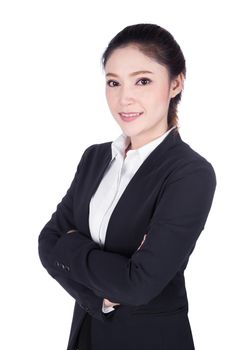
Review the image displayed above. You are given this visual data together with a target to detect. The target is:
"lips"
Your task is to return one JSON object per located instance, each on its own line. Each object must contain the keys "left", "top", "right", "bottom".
{"left": 119, "top": 112, "right": 144, "bottom": 122}
{"left": 119, "top": 112, "right": 143, "bottom": 117}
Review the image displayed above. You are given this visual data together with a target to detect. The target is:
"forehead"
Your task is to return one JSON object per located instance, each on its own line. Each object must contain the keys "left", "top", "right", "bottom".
{"left": 105, "top": 46, "right": 167, "bottom": 76}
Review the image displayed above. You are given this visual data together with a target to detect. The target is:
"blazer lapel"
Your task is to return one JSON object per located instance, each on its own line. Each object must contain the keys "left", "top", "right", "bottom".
{"left": 103, "top": 128, "right": 183, "bottom": 251}
{"left": 78, "top": 128, "right": 183, "bottom": 253}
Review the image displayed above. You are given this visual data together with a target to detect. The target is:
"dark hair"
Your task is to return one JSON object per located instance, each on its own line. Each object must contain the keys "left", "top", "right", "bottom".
{"left": 101, "top": 23, "right": 186, "bottom": 131}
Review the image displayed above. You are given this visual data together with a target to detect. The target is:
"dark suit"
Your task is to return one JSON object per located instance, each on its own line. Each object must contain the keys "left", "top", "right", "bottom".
{"left": 38, "top": 128, "right": 217, "bottom": 349}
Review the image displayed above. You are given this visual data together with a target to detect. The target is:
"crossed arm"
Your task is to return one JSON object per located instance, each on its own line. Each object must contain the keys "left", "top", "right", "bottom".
{"left": 65, "top": 229, "right": 147, "bottom": 311}
{"left": 38, "top": 149, "right": 216, "bottom": 316}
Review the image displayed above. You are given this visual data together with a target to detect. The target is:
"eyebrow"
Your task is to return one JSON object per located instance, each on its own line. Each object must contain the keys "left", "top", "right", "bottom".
{"left": 105, "top": 70, "right": 154, "bottom": 78}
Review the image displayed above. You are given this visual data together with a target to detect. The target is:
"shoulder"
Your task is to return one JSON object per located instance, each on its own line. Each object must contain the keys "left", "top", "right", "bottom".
{"left": 77, "top": 141, "right": 112, "bottom": 167}
{"left": 84, "top": 141, "right": 111, "bottom": 157}
{"left": 168, "top": 137, "right": 217, "bottom": 188}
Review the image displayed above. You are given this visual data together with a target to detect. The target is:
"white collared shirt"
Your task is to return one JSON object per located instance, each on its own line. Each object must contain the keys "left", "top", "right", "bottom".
{"left": 89, "top": 126, "right": 176, "bottom": 312}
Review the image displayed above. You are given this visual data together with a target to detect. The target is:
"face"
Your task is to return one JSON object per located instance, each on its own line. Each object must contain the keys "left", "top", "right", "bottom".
{"left": 104, "top": 45, "right": 183, "bottom": 149}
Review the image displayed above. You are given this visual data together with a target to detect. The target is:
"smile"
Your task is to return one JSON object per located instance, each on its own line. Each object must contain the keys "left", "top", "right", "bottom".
{"left": 119, "top": 112, "right": 144, "bottom": 122}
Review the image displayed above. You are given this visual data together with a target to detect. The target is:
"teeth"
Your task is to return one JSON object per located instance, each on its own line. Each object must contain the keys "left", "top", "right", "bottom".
{"left": 121, "top": 112, "right": 142, "bottom": 117}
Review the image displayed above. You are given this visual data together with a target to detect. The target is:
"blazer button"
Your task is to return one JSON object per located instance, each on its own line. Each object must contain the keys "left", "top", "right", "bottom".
{"left": 61, "top": 263, "right": 65, "bottom": 269}
{"left": 55, "top": 261, "right": 60, "bottom": 267}
{"left": 65, "top": 265, "right": 70, "bottom": 272}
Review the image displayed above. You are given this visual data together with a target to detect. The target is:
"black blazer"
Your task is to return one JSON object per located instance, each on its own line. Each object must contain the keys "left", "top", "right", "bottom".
{"left": 38, "top": 128, "right": 217, "bottom": 350}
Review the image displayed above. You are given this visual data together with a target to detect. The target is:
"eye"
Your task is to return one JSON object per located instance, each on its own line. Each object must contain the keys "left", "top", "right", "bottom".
{"left": 136, "top": 78, "right": 151, "bottom": 86}
{"left": 106, "top": 77, "right": 151, "bottom": 87}
{"left": 106, "top": 80, "right": 119, "bottom": 87}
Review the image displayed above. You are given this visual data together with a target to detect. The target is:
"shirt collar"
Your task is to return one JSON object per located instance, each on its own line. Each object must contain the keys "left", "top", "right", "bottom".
{"left": 111, "top": 125, "right": 177, "bottom": 162}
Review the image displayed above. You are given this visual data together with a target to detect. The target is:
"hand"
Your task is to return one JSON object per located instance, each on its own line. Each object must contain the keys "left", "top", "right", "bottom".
{"left": 137, "top": 234, "right": 147, "bottom": 251}
{"left": 103, "top": 298, "right": 120, "bottom": 308}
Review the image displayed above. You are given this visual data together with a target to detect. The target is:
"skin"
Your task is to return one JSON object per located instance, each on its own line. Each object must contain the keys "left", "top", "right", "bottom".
{"left": 103, "top": 45, "right": 184, "bottom": 309}
{"left": 104, "top": 44, "right": 184, "bottom": 150}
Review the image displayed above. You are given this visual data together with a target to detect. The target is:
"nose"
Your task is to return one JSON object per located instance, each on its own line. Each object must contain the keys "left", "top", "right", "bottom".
{"left": 119, "top": 85, "right": 136, "bottom": 105}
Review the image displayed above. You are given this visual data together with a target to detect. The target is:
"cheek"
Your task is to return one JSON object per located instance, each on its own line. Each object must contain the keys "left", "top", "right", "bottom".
{"left": 106, "top": 89, "right": 117, "bottom": 107}
{"left": 150, "top": 88, "right": 170, "bottom": 107}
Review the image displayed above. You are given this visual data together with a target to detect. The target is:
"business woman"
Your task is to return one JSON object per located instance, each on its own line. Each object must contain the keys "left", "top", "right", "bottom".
{"left": 38, "top": 23, "right": 217, "bottom": 350}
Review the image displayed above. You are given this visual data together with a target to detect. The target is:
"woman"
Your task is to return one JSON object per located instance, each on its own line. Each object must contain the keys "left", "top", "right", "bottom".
{"left": 38, "top": 23, "right": 217, "bottom": 350}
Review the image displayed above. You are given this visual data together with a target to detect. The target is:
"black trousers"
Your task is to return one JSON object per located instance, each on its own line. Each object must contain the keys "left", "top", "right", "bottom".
{"left": 78, "top": 312, "right": 92, "bottom": 350}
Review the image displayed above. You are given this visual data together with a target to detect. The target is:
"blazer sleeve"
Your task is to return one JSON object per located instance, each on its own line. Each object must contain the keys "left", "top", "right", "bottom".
{"left": 38, "top": 145, "right": 113, "bottom": 322}
{"left": 40, "top": 156, "right": 217, "bottom": 307}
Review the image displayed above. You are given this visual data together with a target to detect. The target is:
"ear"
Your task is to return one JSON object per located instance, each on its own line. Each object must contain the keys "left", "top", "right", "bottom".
{"left": 169, "top": 73, "right": 184, "bottom": 99}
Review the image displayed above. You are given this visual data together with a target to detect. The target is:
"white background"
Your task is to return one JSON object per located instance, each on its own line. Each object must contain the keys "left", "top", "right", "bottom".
{"left": 0, "top": 1, "right": 241, "bottom": 349}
